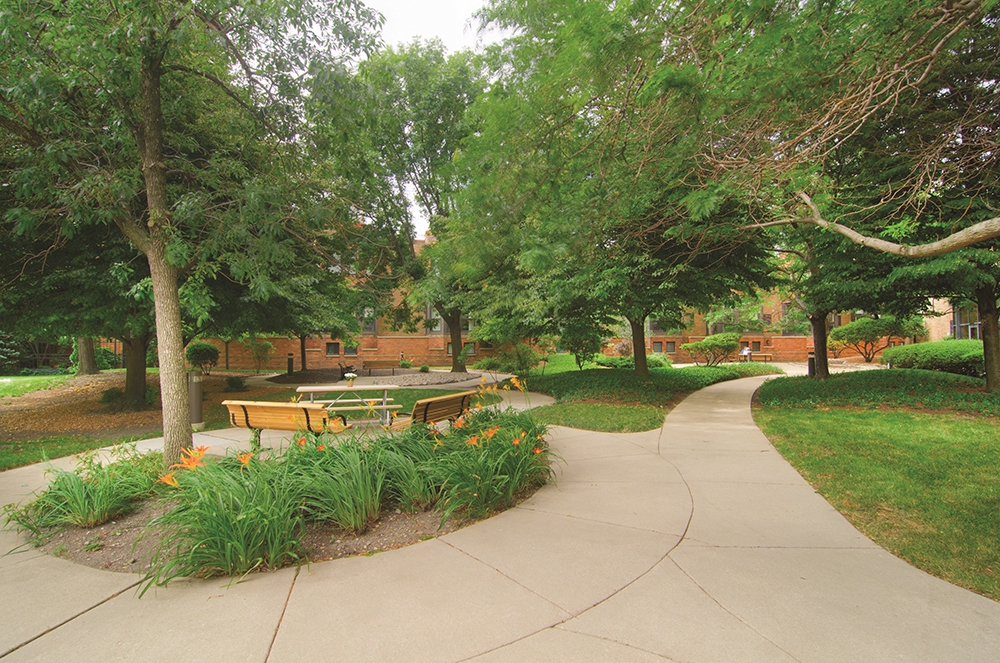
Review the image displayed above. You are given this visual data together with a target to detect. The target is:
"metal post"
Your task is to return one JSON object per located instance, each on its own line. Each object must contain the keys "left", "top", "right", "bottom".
{"left": 807, "top": 351, "right": 816, "bottom": 377}
{"left": 287, "top": 353, "right": 294, "bottom": 375}
{"left": 189, "top": 369, "right": 204, "bottom": 431}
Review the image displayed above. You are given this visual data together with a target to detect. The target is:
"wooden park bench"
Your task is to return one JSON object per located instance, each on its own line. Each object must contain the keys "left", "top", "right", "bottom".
{"left": 361, "top": 358, "right": 402, "bottom": 375}
{"left": 748, "top": 353, "right": 773, "bottom": 363}
{"left": 390, "top": 390, "right": 478, "bottom": 431}
{"left": 222, "top": 400, "right": 351, "bottom": 450}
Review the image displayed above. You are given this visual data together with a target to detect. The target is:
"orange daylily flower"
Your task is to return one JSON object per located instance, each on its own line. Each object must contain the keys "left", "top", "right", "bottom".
{"left": 533, "top": 447, "right": 542, "bottom": 455}
{"left": 512, "top": 437, "right": 521, "bottom": 446}
{"left": 297, "top": 438, "right": 307, "bottom": 447}
{"left": 317, "top": 444, "right": 326, "bottom": 451}
{"left": 191, "top": 445, "right": 210, "bottom": 459}
{"left": 510, "top": 376, "right": 523, "bottom": 390}
{"left": 238, "top": 453, "right": 253, "bottom": 467}
{"left": 466, "top": 435, "right": 480, "bottom": 446}
{"left": 158, "top": 472, "right": 179, "bottom": 487}
{"left": 171, "top": 447, "right": 206, "bottom": 470}
{"left": 483, "top": 425, "right": 500, "bottom": 440}
{"left": 453, "top": 418, "right": 466, "bottom": 429}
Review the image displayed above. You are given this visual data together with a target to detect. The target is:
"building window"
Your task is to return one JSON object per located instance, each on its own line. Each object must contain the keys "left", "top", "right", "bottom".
{"left": 344, "top": 345, "right": 358, "bottom": 357}
{"left": 447, "top": 342, "right": 476, "bottom": 356}
{"left": 653, "top": 341, "right": 663, "bottom": 353}
{"left": 953, "top": 307, "right": 981, "bottom": 340}
{"left": 665, "top": 341, "right": 676, "bottom": 353}
{"left": 752, "top": 341, "right": 761, "bottom": 352}
{"left": 325, "top": 342, "right": 340, "bottom": 356}
{"left": 479, "top": 341, "right": 493, "bottom": 350}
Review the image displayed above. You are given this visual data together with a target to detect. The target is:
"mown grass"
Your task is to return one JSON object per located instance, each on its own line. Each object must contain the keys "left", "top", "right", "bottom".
{"left": 0, "top": 375, "right": 71, "bottom": 398}
{"left": 757, "top": 368, "right": 1000, "bottom": 416}
{"left": 755, "top": 368, "right": 1000, "bottom": 601}
{"left": 0, "top": 434, "right": 157, "bottom": 472}
{"left": 526, "top": 362, "right": 782, "bottom": 432}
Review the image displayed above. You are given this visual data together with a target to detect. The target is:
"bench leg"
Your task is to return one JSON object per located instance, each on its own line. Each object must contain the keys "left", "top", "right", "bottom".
{"left": 250, "top": 428, "right": 262, "bottom": 452}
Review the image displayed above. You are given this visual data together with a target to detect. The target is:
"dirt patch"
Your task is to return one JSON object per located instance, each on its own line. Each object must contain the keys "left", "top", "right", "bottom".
{"left": 23, "top": 500, "right": 467, "bottom": 575}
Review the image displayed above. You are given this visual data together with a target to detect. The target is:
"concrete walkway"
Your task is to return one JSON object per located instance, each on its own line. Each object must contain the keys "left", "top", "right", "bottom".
{"left": 2, "top": 375, "right": 999, "bottom": 661}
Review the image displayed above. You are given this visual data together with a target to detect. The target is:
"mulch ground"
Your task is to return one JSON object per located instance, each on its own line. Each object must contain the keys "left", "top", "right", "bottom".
{"left": 0, "top": 372, "right": 289, "bottom": 442}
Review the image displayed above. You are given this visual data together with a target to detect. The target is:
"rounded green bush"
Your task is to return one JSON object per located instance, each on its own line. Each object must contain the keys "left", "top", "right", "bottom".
{"left": 882, "top": 340, "right": 984, "bottom": 378}
{"left": 185, "top": 341, "right": 220, "bottom": 374}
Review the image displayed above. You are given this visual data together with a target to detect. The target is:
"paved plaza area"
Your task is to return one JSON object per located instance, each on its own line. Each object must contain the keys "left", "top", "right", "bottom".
{"left": 1, "top": 368, "right": 998, "bottom": 661}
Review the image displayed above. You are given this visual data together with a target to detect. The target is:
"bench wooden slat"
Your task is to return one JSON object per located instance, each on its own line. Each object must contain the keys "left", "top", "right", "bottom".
{"left": 391, "top": 390, "right": 478, "bottom": 430}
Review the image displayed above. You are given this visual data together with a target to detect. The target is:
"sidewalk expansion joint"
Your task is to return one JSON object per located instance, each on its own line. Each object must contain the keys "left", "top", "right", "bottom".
{"left": 0, "top": 580, "right": 141, "bottom": 660}
{"left": 263, "top": 565, "right": 299, "bottom": 663}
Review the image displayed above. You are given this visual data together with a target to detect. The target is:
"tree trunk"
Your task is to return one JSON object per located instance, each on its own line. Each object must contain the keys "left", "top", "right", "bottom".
{"left": 140, "top": 54, "right": 191, "bottom": 467}
{"left": 629, "top": 316, "right": 649, "bottom": 376}
{"left": 76, "top": 337, "right": 99, "bottom": 375}
{"left": 436, "top": 304, "right": 467, "bottom": 373}
{"left": 300, "top": 335, "right": 307, "bottom": 372}
{"left": 121, "top": 334, "right": 150, "bottom": 410}
{"left": 975, "top": 284, "right": 1000, "bottom": 393}
{"left": 809, "top": 311, "right": 831, "bottom": 380}
{"left": 224, "top": 340, "right": 230, "bottom": 370}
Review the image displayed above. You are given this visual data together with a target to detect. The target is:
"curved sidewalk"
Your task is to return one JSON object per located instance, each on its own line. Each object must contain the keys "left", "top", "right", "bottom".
{"left": 2, "top": 377, "right": 999, "bottom": 661}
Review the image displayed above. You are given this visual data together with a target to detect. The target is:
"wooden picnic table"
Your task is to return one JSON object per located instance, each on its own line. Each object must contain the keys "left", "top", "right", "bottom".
{"left": 296, "top": 384, "right": 402, "bottom": 425}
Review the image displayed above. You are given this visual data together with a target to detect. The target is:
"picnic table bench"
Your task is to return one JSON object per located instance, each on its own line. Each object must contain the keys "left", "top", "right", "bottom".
{"left": 222, "top": 399, "right": 350, "bottom": 450}
{"left": 390, "top": 390, "right": 478, "bottom": 431}
{"left": 296, "top": 384, "right": 402, "bottom": 425}
{"left": 361, "top": 359, "right": 402, "bottom": 375}
{"left": 738, "top": 353, "right": 773, "bottom": 363}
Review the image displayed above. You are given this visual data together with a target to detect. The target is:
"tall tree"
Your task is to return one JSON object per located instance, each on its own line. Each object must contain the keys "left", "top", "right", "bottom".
{"left": 1, "top": 1, "right": 379, "bottom": 464}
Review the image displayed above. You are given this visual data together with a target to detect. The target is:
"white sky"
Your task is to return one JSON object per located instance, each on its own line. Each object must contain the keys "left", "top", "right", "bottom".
{"left": 362, "top": 0, "right": 499, "bottom": 237}
{"left": 364, "top": 0, "right": 491, "bottom": 53}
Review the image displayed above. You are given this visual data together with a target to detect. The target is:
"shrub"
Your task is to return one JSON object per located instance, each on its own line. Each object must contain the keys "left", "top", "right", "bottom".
{"left": 475, "top": 343, "right": 544, "bottom": 376}
{"left": 829, "top": 316, "right": 926, "bottom": 362}
{"left": 0, "top": 334, "right": 23, "bottom": 375}
{"left": 419, "top": 364, "right": 430, "bottom": 373}
{"left": 399, "top": 359, "right": 413, "bottom": 369}
{"left": 593, "top": 355, "right": 634, "bottom": 369}
{"left": 69, "top": 344, "right": 118, "bottom": 371}
{"left": 185, "top": 341, "right": 220, "bottom": 374}
{"left": 681, "top": 332, "right": 741, "bottom": 366}
{"left": 100, "top": 384, "right": 157, "bottom": 406}
{"left": 246, "top": 340, "right": 274, "bottom": 374}
{"left": 223, "top": 376, "right": 248, "bottom": 392}
{"left": 882, "top": 340, "right": 984, "bottom": 378}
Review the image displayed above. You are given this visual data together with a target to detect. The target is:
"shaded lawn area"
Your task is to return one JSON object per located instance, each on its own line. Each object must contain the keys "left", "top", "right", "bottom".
{"left": 755, "top": 369, "right": 1000, "bottom": 601}
{"left": 528, "top": 362, "right": 781, "bottom": 432}
{"left": 0, "top": 375, "right": 71, "bottom": 398}
{"left": 0, "top": 434, "right": 158, "bottom": 472}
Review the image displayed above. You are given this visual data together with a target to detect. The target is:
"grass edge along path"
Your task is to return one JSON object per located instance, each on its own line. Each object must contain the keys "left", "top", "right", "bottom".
{"left": 0, "top": 374, "right": 72, "bottom": 399}
{"left": 754, "top": 369, "right": 1000, "bottom": 602}
{"left": 528, "top": 362, "right": 782, "bottom": 432}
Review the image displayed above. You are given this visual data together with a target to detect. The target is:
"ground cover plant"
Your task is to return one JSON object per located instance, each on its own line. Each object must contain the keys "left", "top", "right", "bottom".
{"left": 3, "top": 444, "right": 163, "bottom": 536}
{"left": 528, "top": 363, "right": 781, "bottom": 432}
{"left": 755, "top": 370, "right": 1000, "bottom": 601}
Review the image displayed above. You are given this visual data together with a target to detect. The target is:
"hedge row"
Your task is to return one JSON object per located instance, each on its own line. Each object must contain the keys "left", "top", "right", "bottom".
{"left": 881, "top": 340, "right": 984, "bottom": 378}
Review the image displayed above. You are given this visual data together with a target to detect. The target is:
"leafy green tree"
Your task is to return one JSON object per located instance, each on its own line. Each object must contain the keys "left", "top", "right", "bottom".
{"left": 829, "top": 317, "right": 927, "bottom": 363}
{"left": 347, "top": 41, "right": 487, "bottom": 373}
{"left": 681, "top": 333, "right": 742, "bottom": 367}
{"left": 1, "top": 0, "right": 379, "bottom": 464}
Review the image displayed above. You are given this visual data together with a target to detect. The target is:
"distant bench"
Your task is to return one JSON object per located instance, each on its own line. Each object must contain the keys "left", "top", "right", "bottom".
{"left": 361, "top": 359, "right": 402, "bottom": 375}
{"left": 222, "top": 400, "right": 350, "bottom": 450}
{"left": 738, "top": 353, "right": 773, "bottom": 363}
{"left": 391, "top": 390, "right": 478, "bottom": 431}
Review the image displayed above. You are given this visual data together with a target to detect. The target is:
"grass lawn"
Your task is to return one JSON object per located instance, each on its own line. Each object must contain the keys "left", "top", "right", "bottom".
{"left": 0, "top": 434, "right": 158, "bottom": 471}
{"left": 0, "top": 375, "right": 72, "bottom": 399}
{"left": 527, "top": 361, "right": 781, "bottom": 432}
{"left": 755, "top": 369, "right": 1000, "bottom": 601}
